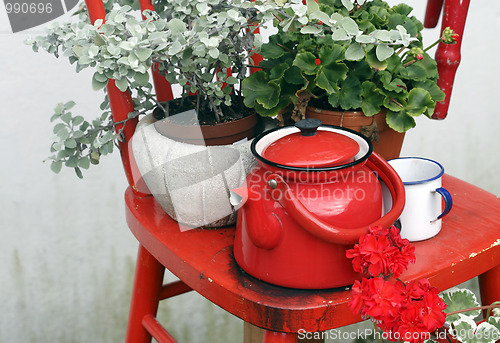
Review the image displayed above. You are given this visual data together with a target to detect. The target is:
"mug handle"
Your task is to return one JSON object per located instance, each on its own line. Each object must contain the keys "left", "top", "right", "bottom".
{"left": 433, "top": 187, "right": 453, "bottom": 220}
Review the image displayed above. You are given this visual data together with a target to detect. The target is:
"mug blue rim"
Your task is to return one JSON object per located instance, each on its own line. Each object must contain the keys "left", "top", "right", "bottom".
{"left": 388, "top": 157, "right": 445, "bottom": 185}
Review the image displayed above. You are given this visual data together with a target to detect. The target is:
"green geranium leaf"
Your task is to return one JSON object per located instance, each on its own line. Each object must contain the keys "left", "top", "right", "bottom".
{"left": 319, "top": 45, "right": 344, "bottom": 66}
{"left": 339, "top": 77, "right": 363, "bottom": 110}
{"left": 406, "top": 88, "right": 434, "bottom": 116}
{"left": 392, "top": 3, "right": 413, "bottom": 17}
{"left": 386, "top": 110, "right": 416, "bottom": 132}
{"left": 284, "top": 66, "right": 305, "bottom": 85}
{"left": 261, "top": 35, "right": 287, "bottom": 59}
{"left": 404, "top": 53, "right": 439, "bottom": 81}
{"left": 384, "top": 95, "right": 406, "bottom": 112}
{"left": 254, "top": 98, "right": 291, "bottom": 117}
{"left": 349, "top": 61, "right": 374, "bottom": 81}
{"left": 315, "top": 63, "right": 348, "bottom": 94}
{"left": 387, "top": 13, "right": 405, "bottom": 30}
{"left": 269, "top": 63, "right": 289, "bottom": 81}
{"left": 413, "top": 80, "right": 446, "bottom": 102}
{"left": 293, "top": 52, "right": 318, "bottom": 75}
{"left": 328, "top": 92, "right": 340, "bottom": 109}
{"left": 242, "top": 71, "right": 280, "bottom": 110}
{"left": 361, "top": 81, "right": 383, "bottom": 116}
{"left": 442, "top": 288, "right": 481, "bottom": 323}
{"left": 379, "top": 72, "right": 406, "bottom": 93}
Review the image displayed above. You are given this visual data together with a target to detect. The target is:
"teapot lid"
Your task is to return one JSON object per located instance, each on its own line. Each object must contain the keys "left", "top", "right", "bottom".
{"left": 262, "top": 119, "right": 360, "bottom": 168}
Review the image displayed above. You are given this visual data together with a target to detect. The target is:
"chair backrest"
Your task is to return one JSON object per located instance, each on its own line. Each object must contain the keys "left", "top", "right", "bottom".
{"left": 424, "top": 0, "right": 470, "bottom": 119}
{"left": 84, "top": 0, "right": 470, "bottom": 192}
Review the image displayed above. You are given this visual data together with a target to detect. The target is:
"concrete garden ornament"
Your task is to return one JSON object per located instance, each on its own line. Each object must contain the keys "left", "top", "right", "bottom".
{"left": 131, "top": 113, "right": 255, "bottom": 228}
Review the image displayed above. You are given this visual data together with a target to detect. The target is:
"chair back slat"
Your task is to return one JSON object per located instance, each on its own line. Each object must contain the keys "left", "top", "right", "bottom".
{"left": 85, "top": 0, "right": 150, "bottom": 196}
{"left": 424, "top": 0, "right": 470, "bottom": 119}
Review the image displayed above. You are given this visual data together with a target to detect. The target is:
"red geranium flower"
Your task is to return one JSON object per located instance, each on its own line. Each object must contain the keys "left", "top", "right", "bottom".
{"left": 350, "top": 277, "right": 403, "bottom": 321}
{"left": 346, "top": 225, "right": 412, "bottom": 277}
{"left": 347, "top": 226, "right": 446, "bottom": 343}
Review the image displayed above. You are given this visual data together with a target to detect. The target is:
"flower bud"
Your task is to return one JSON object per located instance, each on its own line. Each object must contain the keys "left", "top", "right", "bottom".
{"left": 441, "top": 26, "right": 459, "bottom": 44}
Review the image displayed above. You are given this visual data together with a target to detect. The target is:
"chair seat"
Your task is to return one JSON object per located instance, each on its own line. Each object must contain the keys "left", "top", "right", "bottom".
{"left": 125, "top": 174, "right": 500, "bottom": 333}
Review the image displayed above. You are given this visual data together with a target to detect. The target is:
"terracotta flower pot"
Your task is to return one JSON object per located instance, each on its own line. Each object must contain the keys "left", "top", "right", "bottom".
{"left": 306, "top": 107, "right": 405, "bottom": 160}
{"left": 154, "top": 112, "right": 258, "bottom": 146}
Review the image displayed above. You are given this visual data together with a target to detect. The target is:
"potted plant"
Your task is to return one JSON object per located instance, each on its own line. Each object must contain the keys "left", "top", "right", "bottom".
{"left": 27, "top": 0, "right": 279, "bottom": 227}
{"left": 241, "top": 0, "right": 458, "bottom": 159}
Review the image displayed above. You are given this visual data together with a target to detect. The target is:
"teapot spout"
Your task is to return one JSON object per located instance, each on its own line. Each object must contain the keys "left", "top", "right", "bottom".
{"left": 230, "top": 187, "right": 248, "bottom": 209}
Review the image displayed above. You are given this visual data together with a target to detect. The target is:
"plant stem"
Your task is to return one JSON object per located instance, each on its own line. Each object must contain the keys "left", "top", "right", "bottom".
{"left": 389, "top": 98, "right": 404, "bottom": 108}
{"left": 446, "top": 304, "right": 500, "bottom": 317}
{"left": 396, "top": 46, "right": 406, "bottom": 55}
{"left": 372, "top": 321, "right": 383, "bottom": 343}
{"left": 486, "top": 301, "right": 500, "bottom": 321}
{"left": 194, "top": 74, "right": 221, "bottom": 122}
{"left": 276, "top": 43, "right": 293, "bottom": 52}
{"left": 424, "top": 38, "right": 441, "bottom": 52}
{"left": 403, "top": 59, "right": 417, "bottom": 67}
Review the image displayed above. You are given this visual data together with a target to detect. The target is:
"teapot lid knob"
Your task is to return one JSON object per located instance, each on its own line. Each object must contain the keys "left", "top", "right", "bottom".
{"left": 295, "top": 118, "right": 322, "bottom": 136}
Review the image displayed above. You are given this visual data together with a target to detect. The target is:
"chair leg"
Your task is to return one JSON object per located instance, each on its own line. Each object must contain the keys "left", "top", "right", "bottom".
{"left": 479, "top": 264, "right": 500, "bottom": 309}
{"left": 125, "top": 244, "right": 166, "bottom": 343}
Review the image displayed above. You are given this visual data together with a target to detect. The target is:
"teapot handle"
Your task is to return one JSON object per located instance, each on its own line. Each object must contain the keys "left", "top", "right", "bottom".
{"left": 267, "top": 152, "right": 405, "bottom": 245}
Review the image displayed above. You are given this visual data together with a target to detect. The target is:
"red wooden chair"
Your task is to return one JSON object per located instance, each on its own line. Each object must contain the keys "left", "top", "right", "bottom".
{"left": 84, "top": 1, "right": 500, "bottom": 343}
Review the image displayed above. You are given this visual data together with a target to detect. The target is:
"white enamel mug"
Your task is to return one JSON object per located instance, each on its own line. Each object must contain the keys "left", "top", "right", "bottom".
{"left": 387, "top": 157, "right": 453, "bottom": 242}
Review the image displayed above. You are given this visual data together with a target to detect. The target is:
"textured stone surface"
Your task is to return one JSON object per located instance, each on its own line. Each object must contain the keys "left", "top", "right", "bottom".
{"left": 132, "top": 114, "right": 256, "bottom": 228}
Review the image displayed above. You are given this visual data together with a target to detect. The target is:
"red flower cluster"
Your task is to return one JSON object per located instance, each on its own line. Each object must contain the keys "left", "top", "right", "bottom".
{"left": 347, "top": 226, "right": 447, "bottom": 343}
{"left": 346, "top": 226, "right": 415, "bottom": 278}
{"left": 350, "top": 278, "right": 446, "bottom": 343}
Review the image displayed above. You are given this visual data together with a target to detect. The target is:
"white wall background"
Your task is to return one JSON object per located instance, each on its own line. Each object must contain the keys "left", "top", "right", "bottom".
{"left": 0, "top": 1, "right": 498, "bottom": 343}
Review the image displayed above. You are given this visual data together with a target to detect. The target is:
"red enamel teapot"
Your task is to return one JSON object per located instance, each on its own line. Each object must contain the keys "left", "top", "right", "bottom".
{"left": 232, "top": 119, "right": 405, "bottom": 289}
